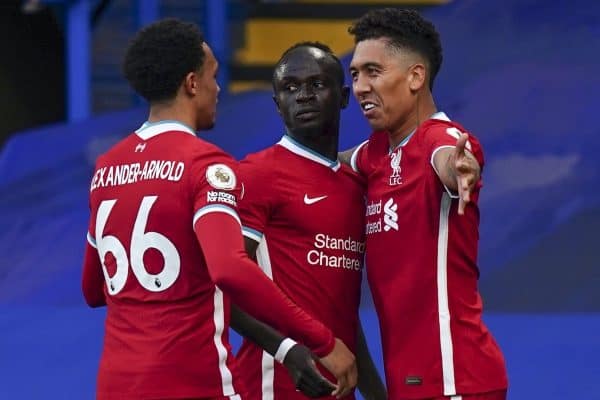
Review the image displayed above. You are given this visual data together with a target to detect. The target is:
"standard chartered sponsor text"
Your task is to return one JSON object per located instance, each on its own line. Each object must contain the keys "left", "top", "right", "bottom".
{"left": 307, "top": 234, "right": 364, "bottom": 271}
{"left": 365, "top": 199, "right": 383, "bottom": 234}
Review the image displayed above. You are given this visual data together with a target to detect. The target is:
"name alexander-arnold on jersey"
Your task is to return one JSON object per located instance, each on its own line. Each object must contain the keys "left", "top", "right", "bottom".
{"left": 90, "top": 160, "right": 185, "bottom": 192}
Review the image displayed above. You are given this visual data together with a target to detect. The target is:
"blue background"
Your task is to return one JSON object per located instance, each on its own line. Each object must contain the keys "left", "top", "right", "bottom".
{"left": 1, "top": 0, "right": 599, "bottom": 398}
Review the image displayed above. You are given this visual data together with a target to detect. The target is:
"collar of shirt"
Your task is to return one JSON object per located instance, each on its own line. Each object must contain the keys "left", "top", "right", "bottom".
{"left": 277, "top": 135, "right": 341, "bottom": 172}
{"left": 135, "top": 120, "right": 196, "bottom": 140}
{"left": 388, "top": 111, "right": 451, "bottom": 154}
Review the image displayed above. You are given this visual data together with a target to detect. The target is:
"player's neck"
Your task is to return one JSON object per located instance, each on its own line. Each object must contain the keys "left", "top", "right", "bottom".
{"left": 286, "top": 128, "right": 339, "bottom": 162}
{"left": 388, "top": 96, "right": 436, "bottom": 148}
{"left": 147, "top": 103, "right": 197, "bottom": 132}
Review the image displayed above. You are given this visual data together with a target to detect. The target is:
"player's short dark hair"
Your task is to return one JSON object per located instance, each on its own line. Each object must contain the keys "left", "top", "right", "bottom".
{"left": 348, "top": 8, "right": 442, "bottom": 90}
{"left": 273, "top": 41, "right": 345, "bottom": 88}
{"left": 123, "top": 18, "right": 206, "bottom": 103}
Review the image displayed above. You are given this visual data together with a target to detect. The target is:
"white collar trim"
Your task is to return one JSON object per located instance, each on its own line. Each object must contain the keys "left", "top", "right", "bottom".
{"left": 135, "top": 120, "right": 196, "bottom": 140}
{"left": 389, "top": 111, "right": 451, "bottom": 153}
{"left": 277, "top": 135, "right": 341, "bottom": 172}
{"left": 431, "top": 111, "right": 450, "bottom": 122}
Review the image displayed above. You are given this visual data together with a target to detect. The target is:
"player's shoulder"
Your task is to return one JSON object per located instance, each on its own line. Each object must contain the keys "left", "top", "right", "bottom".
{"left": 188, "top": 137, "right": 237, "bottom": 166}
{"left": 236, "top": 145, "right": 282, "bottom": 202}
{"left": 240, "top": 144, "right": 278, "bottom": 163}
{"left": 422, "top": 113, "right": 484, "bottom": 162}
{"left": 422, "top": 113, "right": 456, "bottom": 132}
{"left": 359, "top": 131, "right": 389, "bottom": 164}
{"left": 237, "top": 146, "right": 284, "bottom": 196}
{"left": 365, "top": 130, "right": 388, "bottom": 145}
{"left": 238, "top": 144, "right": 280, "bottom": 173}
{"left": 94, "top": 133, "right": 138, "bottom": 165}
{"left": 421, "top": 112, "right": 478, "bottom": 141}
{"left": 355, "top": 130, "right": 388, "bottom": 157}
{"left": 339, "top": 162, "right": 367, "bottom": 189}
{"left": 345, "top": 131, "right": 386, "bottom": 176}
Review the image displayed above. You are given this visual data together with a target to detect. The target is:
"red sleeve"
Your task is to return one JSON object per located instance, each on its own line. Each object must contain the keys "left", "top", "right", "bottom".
{"left": 238, "top": 155, "right": 272, "bottom": 242}
{"left": 188, "top": 148, "right": 242, "bottom": 215}
{"left": 350, "top": 139, "right": 369, "bottom": 176}
{"left": 82, "top": 231, "right": 106, "bottom": 307}
{"left": 82, "top": 166, "right": 107, "bottom": 308}
{"left": 424, "top": 122, "right": 485, "bottom": 170}
{"left": 424, "top": 122, "right": 485, "bottom": 197}
{"left": 194, "top": 212, "right": 335, "bottom": 357}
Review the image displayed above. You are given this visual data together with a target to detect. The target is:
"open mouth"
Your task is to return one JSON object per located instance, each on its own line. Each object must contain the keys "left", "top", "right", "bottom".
{"left": 360, "top": 101, "right": 377, "bottom": 117}
{"left": 361, "top": 101, "right": 376, "bottom": 111}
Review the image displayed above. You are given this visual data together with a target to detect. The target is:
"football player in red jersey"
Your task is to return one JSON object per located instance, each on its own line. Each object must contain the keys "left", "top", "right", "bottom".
{"left": 81, "top": 18, "right": 356, "bottom": 400}
{"left": 229, "top": 42, "right": 387, "bottom": 400}
{"left": 341, "top": 8, "right": 508, "bottom": 400}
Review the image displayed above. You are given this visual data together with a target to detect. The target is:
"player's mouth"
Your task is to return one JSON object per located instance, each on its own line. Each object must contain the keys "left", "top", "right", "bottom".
{"left": 296, "top": 109, "right": 320, "bottom": 120}
{"left": 360, "top": 101, "right": 378, "bottom": 118}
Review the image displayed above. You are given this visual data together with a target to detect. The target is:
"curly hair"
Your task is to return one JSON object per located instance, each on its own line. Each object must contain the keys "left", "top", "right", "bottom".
{"left": 123, "top": 18, "right": 205, "bottom": 103}
{"left": 348, "top": 8, "right": 443, "bottom": 90}
{"left": 273, "top": 41, "right": 345, "bottom": 87}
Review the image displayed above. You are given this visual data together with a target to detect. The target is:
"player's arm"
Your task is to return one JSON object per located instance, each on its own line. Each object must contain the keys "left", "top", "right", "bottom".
{"left": 356, "top": 322, "right": 387, "bottom": 400}
{"left": 81, "top": 232, "right": 106, "bottom": 308}
{"left": 338, "top": 145, "right": 358, "bottom": 166}
{"left": 231, "top": 304, "right": 336, "bottom": 398}
{"left": 339, "top": 139, "right": 369, "bottom": 173}
{"left": 230, "top": 238, "right": 336, "bottom": 398}
{"left": 432, "top": 133, "right": 481, "bottom": 215}
{"left": 195, "top": 211, "right": 357, "bottom": 397}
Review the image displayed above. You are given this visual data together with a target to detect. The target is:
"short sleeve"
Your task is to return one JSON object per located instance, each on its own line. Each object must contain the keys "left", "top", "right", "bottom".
{"left": 237, "top": 155, "right": 273, "bottom": 243}
{"left": 188, "top": 147, "right": 242, "bottom": 228}
{"left": 424, "top": 122, "right": 485, "bottom": 197}
{"left": 424, "top": 122, "right": 485, "bottom": 170}
{"left": 350, "top": 139, "right": 369, "bottom": 175}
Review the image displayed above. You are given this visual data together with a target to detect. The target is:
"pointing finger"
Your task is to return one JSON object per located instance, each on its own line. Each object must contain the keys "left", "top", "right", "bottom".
{"left": 454, "top": 132, "right": 468, "bottom": 158}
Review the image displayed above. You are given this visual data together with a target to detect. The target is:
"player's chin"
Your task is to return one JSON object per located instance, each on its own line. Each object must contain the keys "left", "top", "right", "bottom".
{"left": 366, "top": 119, "right": 385, "bottom": 131}
{"left": 294, "top": 117, "right": 322, "bottom": 130}
{"left": 199, "top": 117, "right": 216, "bottom": 131}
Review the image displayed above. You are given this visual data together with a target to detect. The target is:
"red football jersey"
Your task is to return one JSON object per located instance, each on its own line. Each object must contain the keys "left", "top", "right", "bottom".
{"left": 82, "top": 122, "right": 334, "bottom": 399}
{"left": 235, "top": 136, "right": 365, "bottom": 400}
{"left": 84, "top": 121, "right": 246, "bottom": 399}
{"left": 351, "top": 113, "right": 507, "bottom": 399}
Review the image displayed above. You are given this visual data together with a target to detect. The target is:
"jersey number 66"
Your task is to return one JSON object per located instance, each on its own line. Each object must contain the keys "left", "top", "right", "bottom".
{"left": 95, "top": 196, "right": 181, "bottom": 295}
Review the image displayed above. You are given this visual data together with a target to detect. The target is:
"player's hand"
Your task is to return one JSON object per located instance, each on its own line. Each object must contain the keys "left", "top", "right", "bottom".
{"left": 318, "top": 338, "right": 357, "bottom": 399}
{"left": 454, "top": 133, "right": 480, "bottom": 215}
{"left": 283, "top": 343, "right": 337, "bottom": 398}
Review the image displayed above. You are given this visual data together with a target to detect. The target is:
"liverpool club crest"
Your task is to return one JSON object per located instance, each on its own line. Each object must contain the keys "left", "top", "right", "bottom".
{"left": 389, "top": 149, "right": 402, "bottom": 186}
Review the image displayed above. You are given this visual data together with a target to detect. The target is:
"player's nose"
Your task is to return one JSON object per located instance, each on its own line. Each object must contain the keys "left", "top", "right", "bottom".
{"left": 352, "top": 73, "right": 370, "bottom": 97}
{"left": 296, "top": 84, "right": 315, "bottom": 102}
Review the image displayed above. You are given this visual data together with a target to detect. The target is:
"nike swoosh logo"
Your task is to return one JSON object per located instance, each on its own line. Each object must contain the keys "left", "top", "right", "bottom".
{"left": 304, "top": 194, "right": 328, "bottom": 205}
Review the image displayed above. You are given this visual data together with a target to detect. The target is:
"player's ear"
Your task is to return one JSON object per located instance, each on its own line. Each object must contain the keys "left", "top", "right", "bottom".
{"left": 408, "top": 63, "right": 426, "bottom": 92}
{"left": 340, "top": 85, "right": 350, "bottom": 109}
{"left": 272, "top": 95, "right": 282, "bottom": 115}
{"left": 184, "top": 71, "right": 197, "bottom": 96}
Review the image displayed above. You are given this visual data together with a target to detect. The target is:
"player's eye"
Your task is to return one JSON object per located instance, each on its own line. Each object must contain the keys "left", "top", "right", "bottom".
{"left": 313, "top": 80, "right": 325, "bottom": 89}
{"left": 367, "top": 67, "right": 379, "bottom": 76}
{"left": 286, "top": 84, "right": 298, "bottom": 92}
